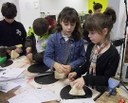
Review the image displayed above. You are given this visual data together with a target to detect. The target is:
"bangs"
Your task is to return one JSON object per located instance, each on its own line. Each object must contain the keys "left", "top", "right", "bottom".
{"left": 85, "top": 14, "right": 103, "bottom": 33}
{"left": 61, "top": 13, "right": 77, "bottom": 23}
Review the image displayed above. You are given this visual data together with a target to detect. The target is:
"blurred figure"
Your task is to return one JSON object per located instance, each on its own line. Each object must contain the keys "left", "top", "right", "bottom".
{"left": 45, "top": 16, "right": 57, "bottom": 34}
{"left": 88, "top": 9, "right": 93, "bottom": 15}
{"left": 93, "top": 2, "right": 103, "bottom": 13}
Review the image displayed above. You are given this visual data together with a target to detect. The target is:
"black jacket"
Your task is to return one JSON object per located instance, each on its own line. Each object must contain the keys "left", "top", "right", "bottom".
{"left": 75, "top": 43, "right": 120, "bottom": 92}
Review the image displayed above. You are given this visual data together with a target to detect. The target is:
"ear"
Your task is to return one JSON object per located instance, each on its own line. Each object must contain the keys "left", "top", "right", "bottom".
{"left": 102, "top": 28, "right": 108, "bottom": 36}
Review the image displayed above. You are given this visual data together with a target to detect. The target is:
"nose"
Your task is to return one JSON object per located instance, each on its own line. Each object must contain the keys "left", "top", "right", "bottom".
{"left": 67, "top": 25, "right": 72, "bottom": 29}
{"left": 88, "top": 33, "right": 91, "bottom": 38}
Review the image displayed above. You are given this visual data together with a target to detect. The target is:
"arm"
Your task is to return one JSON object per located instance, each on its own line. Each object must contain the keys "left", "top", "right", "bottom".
{"left": 43, "top": 35, "right": 56, "bottom": 69}
{"left": 33, "top": 51, "right": 44, "bottom": 63}
{"left": 69, "top": 40, "right": 86, "bottom": 69}
{"left": 20, "top": 23, "right": 27, "bottom": 53}
{"left": 84, "top": 50, "right": 120, "bottom": 86}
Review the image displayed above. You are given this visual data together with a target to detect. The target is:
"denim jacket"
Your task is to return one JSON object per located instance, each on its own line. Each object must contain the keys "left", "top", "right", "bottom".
{"left": 43, "top": 32, "right": 86, "bottom": 70}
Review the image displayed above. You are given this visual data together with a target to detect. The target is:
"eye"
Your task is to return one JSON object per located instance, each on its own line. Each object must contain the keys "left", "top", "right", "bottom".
{"left": 64, "top": 23, "right": 68, "bottom": 26}
{"left": 71, "top": 23, "right": 75, "bottom": 26}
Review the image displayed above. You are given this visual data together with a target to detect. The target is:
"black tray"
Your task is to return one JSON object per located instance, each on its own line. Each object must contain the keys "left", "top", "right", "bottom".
{"left": 60, "top": 85, "right": 92, "bottom": 99}
{"left": 34, "top": 72, "right": 58, "bottom": 84}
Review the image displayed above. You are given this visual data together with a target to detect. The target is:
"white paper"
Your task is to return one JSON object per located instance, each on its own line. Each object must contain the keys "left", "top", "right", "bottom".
{"left": 9, "top": 92, "right": 41, "bottom": 103}
{"left": 0, "top": 81, "right": 20, "bottom": 93}
{"left": 61, "top": 98, "right": 95, "bottom": 103}
{"left": 0, "top": 68, "right": 25, "bottom": 78}
{"left": 8, "top": 88, "right": 60, "bottom": 103}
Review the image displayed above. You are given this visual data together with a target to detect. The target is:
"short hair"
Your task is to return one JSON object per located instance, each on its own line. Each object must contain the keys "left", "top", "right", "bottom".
{"left": 1, "top": 2, "right": 17, "bottom": 19}
{"left": 88, "top": 9, "right": 92, "bottom": 14}
{"left": 93, "top": 2, "right": 103, "bottom": 11}
{"left": 33, "top": 18, "right": 49, "bottom": 36}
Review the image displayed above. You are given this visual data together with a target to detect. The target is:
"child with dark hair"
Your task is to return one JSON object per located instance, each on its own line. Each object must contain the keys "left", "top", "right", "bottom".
{"left": 44, "top": 7, "right": 85, "bottom": 75}
{"left": 68, "top": 7, "right": 119, "bottom": 93}
{"left": 0, "top": 2, "right": 26, "bottom": 57}
{"left": 88, "top": 9, "right": 92, "bottom": 15}
{"left": 93, "top": 2, "right": 103, "bottom": 13}
{"left": 25, "top": 18, "right": 50, "bottom": 73}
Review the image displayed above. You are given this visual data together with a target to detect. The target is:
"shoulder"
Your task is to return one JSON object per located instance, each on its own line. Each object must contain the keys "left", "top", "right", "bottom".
{"left": 49, "top": 32, "right": 61, "bottom": 41}
{"left": 109, "top": 44, "right": 119, "bottom": 55}
{"left": 14, "top": 20, "right": 24, "bottom": 27}
{"left": 0, "top": 20, "right": 5, "bottom": 26}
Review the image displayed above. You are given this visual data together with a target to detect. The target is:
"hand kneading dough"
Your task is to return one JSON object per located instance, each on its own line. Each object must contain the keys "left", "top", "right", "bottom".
{"left": 69, "top": 85, "right": 85, "bottom": 96}
{"left": 11, "top": 50, "right": 19, "bottom": 59}
{"left": 54, "top": 71, "right": 66, "bottom": 79}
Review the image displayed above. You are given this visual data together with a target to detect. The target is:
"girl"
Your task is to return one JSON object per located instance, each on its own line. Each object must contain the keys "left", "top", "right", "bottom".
{"left": 68, "top": 7, "right": 120, "bottom": 92}
{"left": 44, "top": 7, "right": 85, "bottom": 75}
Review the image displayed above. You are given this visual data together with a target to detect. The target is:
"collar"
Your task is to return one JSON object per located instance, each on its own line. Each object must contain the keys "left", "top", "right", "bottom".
{"left": 58, "top": 32, "right": 74, "bottom": 41}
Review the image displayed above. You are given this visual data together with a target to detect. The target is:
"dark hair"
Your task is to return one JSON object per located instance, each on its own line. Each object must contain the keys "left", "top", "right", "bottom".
{"left": 88, "top": 9, "right": 92, "bottom": 14}
{"left": 33, "top": 18, "right": 49, "bottom": 36}
{"left": 93, "top": 2, "right": 102, "bottom": 11}
{"left": 1, "top": 2, "right": 17, "bottom": 19}
{"left": 84, "top": 7, "right": 116, "bottom": 40}
{"left": 56, "top": 7, "right": 81, "bottom": 40}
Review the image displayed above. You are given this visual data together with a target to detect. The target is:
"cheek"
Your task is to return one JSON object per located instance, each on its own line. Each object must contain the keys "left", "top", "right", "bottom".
{"left": 92, "top": 35, "right": 101, "bottom": 42}
{"left": 96, "top": 35, "right": 103, "bottom": 42}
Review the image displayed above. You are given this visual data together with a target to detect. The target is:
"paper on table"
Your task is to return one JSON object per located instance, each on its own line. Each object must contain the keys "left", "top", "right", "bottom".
{"left": 9, "top": 92, "right": 41, "bottom": 103}
{"left": 0, "top": 68, "right": 25, "bottom": 78}
{"left": 8, "top": 88, "right": 60, "bottom": 103}
{"left": 61, "top": 98, "right": 95, "bottom": 103}
{"left": 0, "top": 81, "right": 20, "bottom": 93}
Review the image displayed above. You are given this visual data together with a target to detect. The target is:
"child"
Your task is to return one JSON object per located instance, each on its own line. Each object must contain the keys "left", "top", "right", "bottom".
{"left": 44, "top": 7, "right": 85, "bottom": 75}
{"left": 25, "top": 18, "right": 50, "bottom": 73}
{"left": 68, "top": 7, "right": 120, "bottom": 92}
{"left": 0, "top": 2, "right": 26, "bottom": 57}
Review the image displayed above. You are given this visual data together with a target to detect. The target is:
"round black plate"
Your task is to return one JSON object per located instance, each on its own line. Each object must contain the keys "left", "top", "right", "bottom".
{"left": 34, "top": 73, "right": 58, "bottom": 84}
{"left": 28, "top": 63, "right": 49, "bottom": 73}
{"left": 60, "top": 85, "right": 92, "bottom": 99}
{"left": 0, "top": 60, "right": 13, "bottom": 67}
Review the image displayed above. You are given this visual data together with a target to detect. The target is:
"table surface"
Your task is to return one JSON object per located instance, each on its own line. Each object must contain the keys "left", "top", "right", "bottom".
{"left": 0, "top": 56, "right": 128, "bottom": 103}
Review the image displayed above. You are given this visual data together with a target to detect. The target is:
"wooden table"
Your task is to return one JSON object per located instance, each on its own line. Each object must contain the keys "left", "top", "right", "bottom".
{"left": 96, "top": 92, "right": 128, "bottom": 103}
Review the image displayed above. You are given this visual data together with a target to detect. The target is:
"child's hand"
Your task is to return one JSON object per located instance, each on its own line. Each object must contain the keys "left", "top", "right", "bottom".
{"left": 26, "top": 47, "right": 32, "bottom": 54}
{"left": 68, "top": 72, "right": 77, "bottom": 81}
{"left": 73, "top": 77, "right": 85, "bottom": 89}
{"left": 15, "top": 47, "right": 22, "bottom": 54}
{"left": 61, "top": 64, "right": 71, "bottom": 75}
{"left": 26, "top": 53, "right": 33, "bottom": 61}
{"left": 53, "top": 62, "right": 65, "bottom": 73}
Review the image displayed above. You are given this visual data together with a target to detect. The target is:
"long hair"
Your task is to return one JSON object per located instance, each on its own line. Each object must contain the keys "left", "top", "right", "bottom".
{"left": 56, "top": 7, "right": 82, "bottom": 40}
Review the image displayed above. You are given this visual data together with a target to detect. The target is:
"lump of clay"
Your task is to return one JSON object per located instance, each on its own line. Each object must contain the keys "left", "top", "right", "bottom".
{"left": 69, "top": 85, "right": 85, "bottom": 96}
